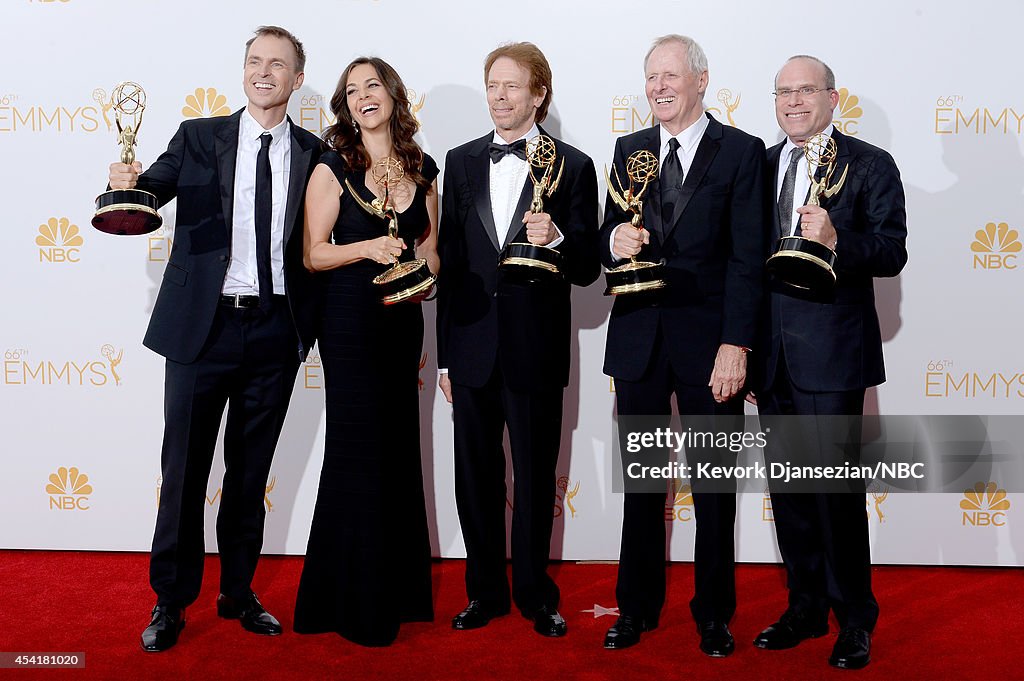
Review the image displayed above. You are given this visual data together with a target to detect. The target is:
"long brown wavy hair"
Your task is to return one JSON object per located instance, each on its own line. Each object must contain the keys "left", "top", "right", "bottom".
{"left": 322, "top": 57, "right": 429, "bottom": 189}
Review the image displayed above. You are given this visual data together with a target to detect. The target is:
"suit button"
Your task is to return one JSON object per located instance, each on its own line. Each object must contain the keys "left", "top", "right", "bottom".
{"left": 218, "top": 255, "right": 228, "bottom": 262}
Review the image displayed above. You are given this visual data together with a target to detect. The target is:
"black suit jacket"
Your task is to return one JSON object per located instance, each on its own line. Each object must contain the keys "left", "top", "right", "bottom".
{"left": 600, "top": 114, "right": 770, "bottom": 385}
{"left": 759, "top": 129, "right": 908, "bottom": 393}
{"left": 134, "top": 109, "right": 321, "bottom": 364}
{"left": 436, "top": 128, "right": 600, "bottom": 390}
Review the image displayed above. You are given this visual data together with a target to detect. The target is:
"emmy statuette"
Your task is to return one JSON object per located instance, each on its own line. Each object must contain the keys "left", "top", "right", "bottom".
{"left": 766, "top": 132, "right": 848, "bottom": 292}
{"left": 498, "top": 134, "right": 566, "bottom": 280}
{"left": 603, "top": 150, "right": 666, "bottom": 295}
{"left": 92, "top": 82, "right": 163, "bottom": 236}
{"left": 345, "top": 157, "right": 436, "bottom": 305}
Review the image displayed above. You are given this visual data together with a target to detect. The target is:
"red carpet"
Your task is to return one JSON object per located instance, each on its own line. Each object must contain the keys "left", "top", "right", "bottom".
{"left": 0, "top": 551, "right": 1020, "bottom": 680}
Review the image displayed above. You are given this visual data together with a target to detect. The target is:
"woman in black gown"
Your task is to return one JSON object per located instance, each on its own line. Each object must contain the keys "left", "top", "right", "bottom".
{"left": 295, "top": 57, "right": 438, "bottom": 647}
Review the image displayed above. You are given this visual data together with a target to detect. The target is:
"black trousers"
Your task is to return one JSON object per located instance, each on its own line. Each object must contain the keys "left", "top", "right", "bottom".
{"left": 150, "top": 298, "right": 299, "bottom": 607}
{"left": 613, "top": 330, "right": 741, "bottom": 625}
{"left": 758, "top": 348, "right": 879, "bottom": 632}
{"left": 451, "top": 366, "right": 562, "bottom": 614}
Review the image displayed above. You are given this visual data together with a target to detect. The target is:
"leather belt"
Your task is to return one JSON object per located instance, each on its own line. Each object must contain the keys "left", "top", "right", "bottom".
{"left": 219, "top": 294, "right": 261, "bottom": 309}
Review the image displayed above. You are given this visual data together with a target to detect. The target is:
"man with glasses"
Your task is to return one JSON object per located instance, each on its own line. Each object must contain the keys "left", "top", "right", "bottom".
{"left": 749, "top": 55, "right": 907, "bottom": 670}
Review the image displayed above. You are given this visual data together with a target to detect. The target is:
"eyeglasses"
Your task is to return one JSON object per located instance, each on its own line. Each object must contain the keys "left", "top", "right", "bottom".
{"left": 772, "top": 87, "right": 833, "bottom": 99}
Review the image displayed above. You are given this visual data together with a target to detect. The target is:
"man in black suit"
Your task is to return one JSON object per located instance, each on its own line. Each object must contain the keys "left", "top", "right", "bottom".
{"left": 750, "top": 55, "right": 907, "bottom": 671}
{"left": 107, "top": 26, "right": 321, "bottom": 652}
{"left": 436, "top": 42, "right": 599, "bottom": 638}
{"left": 601, "top": 35, "right": 769, "bottom": 655}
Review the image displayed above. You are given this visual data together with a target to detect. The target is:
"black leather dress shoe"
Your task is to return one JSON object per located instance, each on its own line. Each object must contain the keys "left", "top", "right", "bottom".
{"left": 829, "top": 628, "right": 871, "bottom": 669}
{"left": 216, "top": 593, "right": 282, "bottom": 635}
{"left": 697, "top": 621, "right": 735, "bottom": 657}
{"left": 524, "top": 605, "right": 567, "bottom": 637}
{"left": 451, "top": 600, "right": 509, "bottom": 630}
{"left": 603, "top": 615, "right": 658, "bottom": 650}
{"left": 753, "top": 611, "right": 829, "bottom": 650}
{"left": 141, "top": 605, "right": 185, "bottom": 652}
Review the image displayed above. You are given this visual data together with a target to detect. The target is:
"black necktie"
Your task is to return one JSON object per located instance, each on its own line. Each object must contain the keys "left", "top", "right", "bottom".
{"left": 660, "top": 137, "right": 683, "bottom": 223}
{"left": 777, "top": 147, "right": 802, "bottom": 237}
{"left": 488, "top": 139, "right": 528, "bottom": 164}
{"left": 255, "top": 132, "right": 273, "bottom": 311}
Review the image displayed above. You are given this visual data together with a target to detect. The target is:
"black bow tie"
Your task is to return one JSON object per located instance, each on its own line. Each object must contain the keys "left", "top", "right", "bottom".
{"left": 489, "top": 139, "right": 528, "bottom": 164}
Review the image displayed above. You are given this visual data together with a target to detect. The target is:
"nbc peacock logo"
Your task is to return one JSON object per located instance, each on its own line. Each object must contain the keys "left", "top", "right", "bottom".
{"left": 971, "top": 221, "right": 1020, "bottom": 270}
{"left": 960, "top": 481, "right": 1010, "bottom": 527}
{"left": 665, "top": 479, "right": 694, "bottom": 522}
{"left": 182, "top": 88, "right": 232, "bottom": 118}
{"left": 46, "top": 466, "right": 92, "bottom": 511}
{"left": 833, "top": 87, "right": 862, "bottom": 136}
{"left": 36, "top": 217, "right": 83, "bottom": 263}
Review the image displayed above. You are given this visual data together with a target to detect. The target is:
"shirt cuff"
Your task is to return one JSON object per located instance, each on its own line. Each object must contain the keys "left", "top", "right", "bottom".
{"left": 545, "top": 224, "right": 564, "bottom": 249}
{"left": 609, "top": 225, "right": 626, "bottom": 263}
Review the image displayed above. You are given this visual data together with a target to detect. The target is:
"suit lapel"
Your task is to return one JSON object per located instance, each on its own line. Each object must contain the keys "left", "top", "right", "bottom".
{"left": 826, "top": 128, "right": 851, "bottom": 210}
{"left": 664, "top": 113, "right": 720, "bottom": 241}
{"left": 767, "top": 140, "right": 784, "bottom": 240}
{"left": 214, "top": 110, "right": 242, "bottom": 239}
{"left": 284, "top": 116, "right": 314, "bottom": 245}
{"left": 638, "top": 126, "right": 663, "bottom": 242}
{"left": 503, "top": 125, "right": 557, "bottom": 247}
{"left": 467, "top": 136, "right": 500, "bottom": 252}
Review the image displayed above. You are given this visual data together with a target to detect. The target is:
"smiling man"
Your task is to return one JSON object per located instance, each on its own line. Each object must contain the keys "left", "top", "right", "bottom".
{"left": 436, "top": 41, "right": 599, "bottom": 639}
{"left": 750, "top": 55, "right": 907, "bottom": 671}
{"left": 600, "top": 34, "right": 769, "bottom": 655}
{"left": 105, "top": 26, "right": 321, "bottom": 652}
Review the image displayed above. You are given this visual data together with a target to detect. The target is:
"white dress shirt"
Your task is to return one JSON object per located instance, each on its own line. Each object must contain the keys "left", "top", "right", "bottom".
{"left": 659, "top": 112, "right": 709, "bottom": 182}
{"left": 776, "top": 123, "right": 834, "bottom": 236}
{"left": 611, "top": 114, "right": 709, "bottom": 261}
{"left": 489, "top": 125, "right": 563, "bottom": 248}
{"left": 223, "top": 109, "right": 292, "bottom": 296}
{"left": 440, "top": 125, "right": 562, "bottom": 376}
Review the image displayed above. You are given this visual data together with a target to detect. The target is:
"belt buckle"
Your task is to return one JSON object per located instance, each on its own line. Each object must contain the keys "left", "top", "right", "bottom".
{"left": 222, "top": 293, "right": 248, "bottom": 309}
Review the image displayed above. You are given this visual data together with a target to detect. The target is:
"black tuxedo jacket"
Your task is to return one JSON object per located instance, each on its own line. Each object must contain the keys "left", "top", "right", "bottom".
{"left": 437, "top": 127, "right": 600, "bottom": 390}
{"left": 600, "top": 114, "right": 770, "bottom": 385}
{"left": 759, "top": 129, "right": 908, "bottom": 393}
{"left": 133, "top": 109, "right": 321, "bottom": 364}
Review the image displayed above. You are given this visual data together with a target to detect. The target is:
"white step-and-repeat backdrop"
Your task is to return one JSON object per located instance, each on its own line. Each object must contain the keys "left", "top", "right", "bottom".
{"left": 3, "top": 0, "right": 1022, "bottom": 566}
